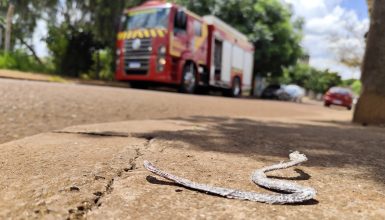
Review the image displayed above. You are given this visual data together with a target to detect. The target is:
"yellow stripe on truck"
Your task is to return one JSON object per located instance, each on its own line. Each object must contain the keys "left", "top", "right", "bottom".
{"left": 126, "top": 31, "right": 132, "bottom": 39}
{"left": 143, "top": 29, "right": 150, "bottom": 38}
{"left": 117, "top": 29, "right": 167, "bottom": 40}
{"left": 132, "top": 30, "right": 143, "bottom": 39}
{"left": 118, "top": 32, "right": 124, "bottom": 40}
{"left": 157, "top": 29, "right": 165, "bottom": 37}
{"left": 128, "top": 9, "right": 157, "bottom": 16}
{"left": 150, "top": 29, "right": 158, "bottom": 38}
{"left": 194, "top": 23, "right": 208, "bottom": 51}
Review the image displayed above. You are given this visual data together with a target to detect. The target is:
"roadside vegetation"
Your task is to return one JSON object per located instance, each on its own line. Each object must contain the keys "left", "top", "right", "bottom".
{"left": 278, "top": 63, "right": 361, "bottom": 95}
{"left": 0, "top": 50, "right": 53, "bottom": 73}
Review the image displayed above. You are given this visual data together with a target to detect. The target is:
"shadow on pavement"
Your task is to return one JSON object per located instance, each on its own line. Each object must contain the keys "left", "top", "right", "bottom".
{"left": 146, "top": 176, "right": 179, "bottom": 187}
{"left": 135, "top": 116, "right": 385, "bottom": 186}
{"left": 267, "top": 168, "right": 311, "bottom": 181}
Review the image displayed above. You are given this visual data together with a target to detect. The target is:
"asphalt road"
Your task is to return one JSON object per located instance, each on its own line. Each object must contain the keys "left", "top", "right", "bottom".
{"left": 0, "top": 78, "right": 351, "bottom": 144}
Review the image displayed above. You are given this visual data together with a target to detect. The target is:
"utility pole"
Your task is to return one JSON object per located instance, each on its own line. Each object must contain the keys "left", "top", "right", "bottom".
{"left": 5, "top": 2, "right": 15, "bottom": 52}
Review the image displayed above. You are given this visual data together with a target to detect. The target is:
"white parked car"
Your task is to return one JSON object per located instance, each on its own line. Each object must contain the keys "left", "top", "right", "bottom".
{"left": 276, "top": 84, "right": 305, "bottom": 103}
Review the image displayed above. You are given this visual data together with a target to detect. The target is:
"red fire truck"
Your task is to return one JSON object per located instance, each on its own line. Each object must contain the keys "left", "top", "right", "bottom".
{"left": 115, "top": 0, "right": 254, "bottom": 97}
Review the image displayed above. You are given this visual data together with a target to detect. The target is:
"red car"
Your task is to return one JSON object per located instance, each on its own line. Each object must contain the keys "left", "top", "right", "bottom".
{"left": 324, "top": 87, "right": 353, "bottom": 110}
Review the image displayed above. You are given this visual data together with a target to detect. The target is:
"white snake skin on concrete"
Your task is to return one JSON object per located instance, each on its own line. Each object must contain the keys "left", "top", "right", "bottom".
{"left": 144, "top": 151, "right": 316, "bottom": 204}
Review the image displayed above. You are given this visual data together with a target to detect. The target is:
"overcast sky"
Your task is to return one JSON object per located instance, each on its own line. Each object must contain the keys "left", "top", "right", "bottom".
{"left": 32, "top": 0, "right": 369, "bottom": 79}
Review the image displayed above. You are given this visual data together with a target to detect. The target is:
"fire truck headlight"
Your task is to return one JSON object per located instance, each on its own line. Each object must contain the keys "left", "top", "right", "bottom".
{"left": 158, "top": 58, "right": 166, "bottom": 65}
{"left": 158, "top": 45, "right": 166, "bottom": 55}
{"left": 157, "top": 58, "right": 166, "bottom": 72}
{"left": 157, "top": 45, "right": 166, "bottom": 72}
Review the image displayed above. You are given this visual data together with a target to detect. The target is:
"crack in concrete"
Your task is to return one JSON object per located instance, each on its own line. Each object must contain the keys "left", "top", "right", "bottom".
{"left": 66, "top": 153, "right": 140, "bottom": 219}
{"left": 65, "top": 137, "right": 152, "bottom": 220}
{"left": 54, "top": 130, "right": 129, "bottom": 137}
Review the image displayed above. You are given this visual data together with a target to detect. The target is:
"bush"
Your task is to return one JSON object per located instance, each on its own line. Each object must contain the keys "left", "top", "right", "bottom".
{"left": 0, "top": 50, "right": 53, "bottom": 73}
{"left": 46, "top": 25, "right": 69, "bottom": 75}
{"left": 94, "top": 49, "right": 114, "bottom": 80}
{"left": 82, "top": 49, "right": 114, "bottom": 81}
{"left": 304, "top": 69, "right": 342, "bottom": 94}
{"left": 278, "top": 63, "right": 342, "bottom": 94}
{"left": 279, "top": 63, "right": 311, "bottom": 86}
{"left": 46, "top": 25, "right": 101, "bottom": 77}
{"left": 351, "top": 80, "right": 362, "bottom": 95}
{"left": 0, "top": 53, "right": 16, "bottom": 69}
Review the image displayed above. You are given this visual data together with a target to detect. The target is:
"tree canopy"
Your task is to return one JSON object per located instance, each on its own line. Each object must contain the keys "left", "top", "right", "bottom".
{"left": 177, "top": 0, "right": 304, "bottom": 77}
{"left": 279, "top": 63, "right": 344, "bottom": 94}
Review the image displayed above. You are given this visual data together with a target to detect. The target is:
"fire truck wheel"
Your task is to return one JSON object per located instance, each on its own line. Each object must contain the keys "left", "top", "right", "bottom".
{"left": 224, "top": 77, "right": 242, "bottom": 97}
{"left": 130, "top": 82, "right": 149, "bottom": 89}
{"left": 231, "top": 77, "right": 242, "bottom": 97}
{"left": 179, "top": 62, "right": 197, "bottom": 94}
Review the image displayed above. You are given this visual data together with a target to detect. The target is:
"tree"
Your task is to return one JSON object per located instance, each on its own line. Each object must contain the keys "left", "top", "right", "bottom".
{"left": 45, "top": 0, "right": 146, "bottom": 76}
{"left": 351, "top": 80, "right": 362, "bottom": 95}
{"left": 175, "top": 0, "right": 217, "bottom": 15}
{"left": 280, "top": 63, "right": 311, "bottom": 87}
{"left": 4, "top": 1, "right": 14, "bottom": 52}
{"left": 46, "top": 23, "right": 98, "bottom": 76}
{"left": 176, "top": 0, "right": 304, "bottom": 78}
{"left": 354, "top": 0, "right": 385, "bottom": 124}
{"left": 298, "top": 68, "right": 340, "bottom": 94}
{"left": 326, "top": 16, "right": 367, "bottom": 69}
{"left": 218, "top": 0, "right": 303, "bottom": 77}
{"left": 0, "top": 0, "right": 59, "bottom": 62}
{"left": 340, "top": 78, "right": 362, "bottom": 95}
{"left": 278, "top": 62, "right": 342, "bottom": 94}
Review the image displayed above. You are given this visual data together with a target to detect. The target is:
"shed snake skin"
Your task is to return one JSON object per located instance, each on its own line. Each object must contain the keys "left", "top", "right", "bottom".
{"left": 144, "top": 151, "right": 316, "bottom": 204}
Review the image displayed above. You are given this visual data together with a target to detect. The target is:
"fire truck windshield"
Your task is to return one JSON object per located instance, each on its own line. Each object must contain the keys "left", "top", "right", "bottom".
{"left": 124, "top": 8, "right": 170, "bottom": 30}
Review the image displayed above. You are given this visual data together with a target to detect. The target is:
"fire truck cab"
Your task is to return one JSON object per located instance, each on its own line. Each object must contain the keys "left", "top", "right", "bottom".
{"left": 115, "top": 0, "right": 254, "bottom": 96}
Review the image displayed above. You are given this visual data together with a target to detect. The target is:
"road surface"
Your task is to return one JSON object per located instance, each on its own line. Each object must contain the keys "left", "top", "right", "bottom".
{"left": 0, "top": 78, "right": 350, "bottom": 144}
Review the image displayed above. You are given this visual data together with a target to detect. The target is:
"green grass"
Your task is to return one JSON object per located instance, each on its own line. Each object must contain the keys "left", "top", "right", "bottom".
{"left": 0, "top": 50, "right": 54, "bottom": 74}
{"left": 49, "top": 75, "right": 67, "bottom": 83}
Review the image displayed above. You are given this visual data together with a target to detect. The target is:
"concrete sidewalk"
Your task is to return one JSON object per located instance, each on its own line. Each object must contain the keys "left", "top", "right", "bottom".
{"left": 0, "top": 118, "right": 384, "bottom": 219}
{"left": 0, "top": 69, "right": 129, "bottom": 88}
{"left": 0, "top": 69, "right": 59, "bottom": 82}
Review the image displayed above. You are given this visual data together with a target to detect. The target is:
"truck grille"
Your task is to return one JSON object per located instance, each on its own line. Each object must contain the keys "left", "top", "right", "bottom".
{"left": 124, "top": 38, "right": 152, "bottom": 75}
